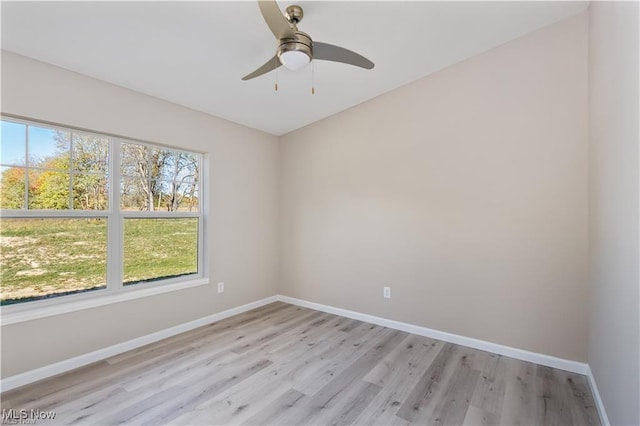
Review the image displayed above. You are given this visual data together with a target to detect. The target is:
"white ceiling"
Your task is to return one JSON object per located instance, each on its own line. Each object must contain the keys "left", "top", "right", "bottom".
{"left": 2, "top": 1, "right": 588, "bottom": 136}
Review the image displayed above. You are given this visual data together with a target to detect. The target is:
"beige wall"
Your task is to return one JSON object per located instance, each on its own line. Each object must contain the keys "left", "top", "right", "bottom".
{"left": 588, "top": 2, "right": 640, "bottom": 425}
{"left": 279, "top": 13, "right": 589, "bottom": 361}
{"left": 0, "top": 51, "right": 280, "bottom": 378}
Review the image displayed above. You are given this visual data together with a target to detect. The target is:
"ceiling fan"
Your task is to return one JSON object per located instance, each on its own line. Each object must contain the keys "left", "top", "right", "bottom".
{"left": 242, "top": 0, "right": 375, "bottom": 81}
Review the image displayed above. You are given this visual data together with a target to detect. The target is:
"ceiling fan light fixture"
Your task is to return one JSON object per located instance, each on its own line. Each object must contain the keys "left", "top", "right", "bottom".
{"left": 277, "top": 32, "right": 313, "bottom": 71}
{"left": 279, "top": 50, "right": 311, "bottom": 70}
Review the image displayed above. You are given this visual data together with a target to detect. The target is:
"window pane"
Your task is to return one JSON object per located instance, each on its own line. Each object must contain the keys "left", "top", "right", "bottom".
{"left": 0, "top": 218, "right": 107, "bottom": 305}
{"left": 28, "top": 170, "right": 70, "bottom": 209}
{"left": 28, "top": 126, "right": 70, "bottom": 170}
{"left": 72, "top": 133, "right": 108, "bottom": 173}
{"left": 120, "top": 176, "right": 150, "bottom": 211}
{"left": 150, "top": 179, "right": 169, "bottom": 211}
{"left": 124, "top": 218, "right": 198, "bottom": 285}
{"left": 0, "top": 166, "right": 25, "bottom": 209}
{"left": 1, "top": 121, "right": 26, "bottom": 166}
{"left": 73, "top": 173, "right": 108, "bottom": 210}
{"left": 121, "top": 142, "right": 149, "bottom": 178}
{"left": 150, "top": 148, "right": 169, "bottom": 181}
{"left": 152, "top": 180, "right": 199, "bottom": 212}
{"left": 152, "top": 149, "right": 198, "bottom": 183}
{"left": 188, "top": 185, "right": 199, "bottom": 211}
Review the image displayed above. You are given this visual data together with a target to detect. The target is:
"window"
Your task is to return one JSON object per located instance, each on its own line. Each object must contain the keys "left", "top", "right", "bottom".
{"left": 0, "top": 117, "right": 204, "bottom": 307}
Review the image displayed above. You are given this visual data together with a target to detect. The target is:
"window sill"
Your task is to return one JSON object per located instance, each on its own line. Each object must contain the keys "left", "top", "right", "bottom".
{"left": 0, "top": 278, "right": 209, "bottom": 326}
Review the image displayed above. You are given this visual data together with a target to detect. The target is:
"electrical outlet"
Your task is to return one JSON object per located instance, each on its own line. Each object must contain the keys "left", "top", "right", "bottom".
{"left": 217, "top": 282, "right": 224, "bottom": 293}
{"left": 383, "top": 286, "right": 391, "bottom": 299}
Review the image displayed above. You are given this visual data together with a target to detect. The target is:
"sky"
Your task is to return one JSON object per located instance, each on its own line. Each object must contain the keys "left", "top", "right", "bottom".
{"left": 1, "top": 120, "right": 66, "bottom": 167}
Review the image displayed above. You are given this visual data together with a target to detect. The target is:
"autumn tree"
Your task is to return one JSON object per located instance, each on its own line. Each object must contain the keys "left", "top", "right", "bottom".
{"left": 0, "top": 167, "right": 26, "bottom": 209}
{"left": 35, "top": 131, "right": 109, "bottom": 210}
{"left": 29, "top": 155, "right": 71, "bottom": 209}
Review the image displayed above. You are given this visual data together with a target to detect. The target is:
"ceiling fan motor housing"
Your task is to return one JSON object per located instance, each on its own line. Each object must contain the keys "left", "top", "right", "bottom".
{"left": 277, "top": 31, "right": 313, "bottom": 69}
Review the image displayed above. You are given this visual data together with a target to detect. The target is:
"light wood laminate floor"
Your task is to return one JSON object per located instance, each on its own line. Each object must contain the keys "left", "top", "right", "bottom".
{"left": 1, "top": 302, "right": 600, "bottom": 425}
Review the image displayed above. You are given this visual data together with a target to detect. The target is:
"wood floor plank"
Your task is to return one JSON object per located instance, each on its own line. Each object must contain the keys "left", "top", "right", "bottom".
{"left": 272, "top": 329, "right": 405, "bottom": 425}
{"left": 0, "top": 303, "right": 601, "bottom": 426}
{"left": 54, "top": 385, "right": 131, "bottom": 424}
{"left": 177, "top": 376, "right": 293, "bottom": 425}
{"left": 362, "top": 334, "right": 441, "bottom": 387}
{"left": 262, "top": 313, "right": 348, "bottom": 360}
{"left": 395, "top": 342, "right": 461, "bottom": 422}
{"left": 229, "top": 309, "right": 327, "bottom": 355}
{"left": 244, "top": 388, "right": 307, "bottom": 425}
{"left": 309, "top": 380, "right": 383, "bottom": 425}
{"left": 355, "top": 335, "right": 444, "bottom": 425}
{"left": 427, "top": 351, "right": 481, "bottom": 425}
{"left": 499, "top": 358, "right": 541, "bottom": 425}
{"left": 565, "top": 373, "right": 601, "bottom": 425}
{"left": 470, "top": 352, "right": 509, "bottom": 416}
{"left": 290, "top": 323, "right": 396, "bottom": 396}
{"left": 227, "top": 310, "right": 320, "bottom": 355}
{"left": 462, "top": 404, "right": 499, "bottom": 425}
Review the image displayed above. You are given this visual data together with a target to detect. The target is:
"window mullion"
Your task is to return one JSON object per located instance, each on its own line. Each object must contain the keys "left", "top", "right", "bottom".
{"left": 106, "top": 138, "right": 123, "bottom": 291}
{"left": 69, "top": 132, "right": 74, "bottom": 210}
{"left": 199, "top": 154, "right": 205, "bottom": 279}
{"left": 24, "top": 124, "right": 29, "bottom": 209}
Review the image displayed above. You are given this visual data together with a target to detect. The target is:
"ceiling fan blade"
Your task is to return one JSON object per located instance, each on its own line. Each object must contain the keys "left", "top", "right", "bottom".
{"left": 258, "top": 0, "right": 295, "bottom": 40}
{"left": 242, "top": 55, "right": 281, "bottom": 80}
{"left": 313, "top": 42, "right": 375, "bottom": 70}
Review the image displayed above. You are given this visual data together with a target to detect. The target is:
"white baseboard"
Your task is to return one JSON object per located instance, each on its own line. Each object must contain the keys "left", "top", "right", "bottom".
{"left": 586, "top": 365, "right": 611, "bottom": 426}
{"left": 0, "top": 295, "right": 278, "bottom": 392}
{"left": 277, "top": 295, "right": 589, "bottom": 375}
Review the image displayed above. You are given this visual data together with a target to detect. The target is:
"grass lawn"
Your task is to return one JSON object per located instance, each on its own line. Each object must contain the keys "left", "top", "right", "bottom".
{"left": 123, "top": 218, "right": 197, "bottom": 284}
{"left": 0, "top": 218, "right": 197, "bottom": 305}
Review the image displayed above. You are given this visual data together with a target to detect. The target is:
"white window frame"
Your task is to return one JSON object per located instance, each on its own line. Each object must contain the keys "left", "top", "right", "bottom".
{"left": 0, "top": 116, "right": 207, "bottom": 325}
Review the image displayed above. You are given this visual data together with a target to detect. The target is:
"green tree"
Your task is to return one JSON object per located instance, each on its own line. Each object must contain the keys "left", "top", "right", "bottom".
{"left": 52, "top": 131, "right": 108, "bottom": 210}
{"left": 29, "top": 156, "right": 71, "bottom": 209}
{"left": 0, "top": 167, "right": 26, "bottom": 209}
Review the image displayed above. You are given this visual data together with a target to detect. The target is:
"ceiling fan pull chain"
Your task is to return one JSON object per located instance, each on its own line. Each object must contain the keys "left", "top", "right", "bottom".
{"left": 275, "top": 56, "right": 279, "bottom": 91}
{"left": 311, "top": 61, "right": 315, "bottom": 95}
